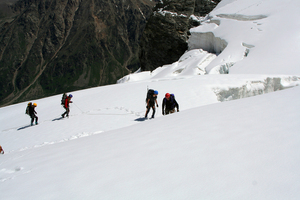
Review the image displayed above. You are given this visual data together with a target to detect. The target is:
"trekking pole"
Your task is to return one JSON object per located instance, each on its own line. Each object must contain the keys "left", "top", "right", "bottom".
{"left": 146, "top": 85, "right": 149, "bottom": 105}
{"left": 73, "top": 102, "right": 84, "bottom": 113}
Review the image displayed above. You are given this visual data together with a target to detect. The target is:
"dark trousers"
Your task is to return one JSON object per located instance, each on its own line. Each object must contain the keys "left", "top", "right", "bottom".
{"left": 145, "top": 106, "right": 156, "bottom": 118}
{"left": 62, "top": 107, "right": 70, "bottom": 117}
{"left": 30, "top": 114, "right": 38, "bottom": 125}
{"left": 165, "top": 108, "right": 175, "bottom": 115}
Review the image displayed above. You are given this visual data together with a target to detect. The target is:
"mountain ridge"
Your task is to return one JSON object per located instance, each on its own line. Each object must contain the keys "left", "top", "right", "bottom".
{"left": 0, "top": 0, "right": 219, "bottom": 106}
{"left": 139, "top": 0, "right": 221, "bottom": 71}
{"left": 0, "top": 0, "right": 156, "bottom": 106}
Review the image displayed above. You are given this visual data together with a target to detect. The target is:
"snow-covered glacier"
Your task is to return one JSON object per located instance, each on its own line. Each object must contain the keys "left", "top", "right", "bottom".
{"left": 188, "top": 0, "right": 300, "bottom": 75}
{"left": 118, "top": 0, "right": 300, "bottom": 102}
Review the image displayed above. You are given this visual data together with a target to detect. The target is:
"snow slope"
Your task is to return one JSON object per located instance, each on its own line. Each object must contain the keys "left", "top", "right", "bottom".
{"left": 118, "top": 0, "right": 300, "bottom": 82}
{"left": 1, "top": 84, "right": 300, "bottom": 200}
{"left": 190, "top": 0, "right": 300, "bottom": 75}
{"left": 1, "top": 0, "right": 300, "bottom": 199}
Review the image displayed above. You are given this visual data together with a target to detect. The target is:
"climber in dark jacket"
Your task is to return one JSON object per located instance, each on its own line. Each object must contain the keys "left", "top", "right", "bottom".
{"left": 145, "top": 90, "right": 158, "bottom": 118}
{"left": 29, "top": 103, "right": 38, "bottom": 125}
{"left": 162, "top": 93, "right": 179, "bottom": 115}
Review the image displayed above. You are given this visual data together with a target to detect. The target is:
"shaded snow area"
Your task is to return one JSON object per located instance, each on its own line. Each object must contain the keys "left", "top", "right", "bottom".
{"left": 1, "top": 0, "right": 300, "bottom": 199}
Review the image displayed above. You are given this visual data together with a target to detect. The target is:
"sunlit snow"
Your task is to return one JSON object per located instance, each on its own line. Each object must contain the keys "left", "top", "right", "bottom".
{"left": 1, "top": 0, "right": 300, "bottom": 199}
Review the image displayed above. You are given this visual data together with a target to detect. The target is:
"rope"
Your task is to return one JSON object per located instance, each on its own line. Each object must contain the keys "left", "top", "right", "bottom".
{"left": 73, "top": 102, "right": 85, "bottom": 113}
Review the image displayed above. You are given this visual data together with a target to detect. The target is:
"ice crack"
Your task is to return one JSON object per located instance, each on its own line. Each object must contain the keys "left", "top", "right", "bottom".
{"left": 216, "top": 14, "right": 267, "bottom": 21}
{"left": 214, "top": 76, "right": 300, "bottom": 102}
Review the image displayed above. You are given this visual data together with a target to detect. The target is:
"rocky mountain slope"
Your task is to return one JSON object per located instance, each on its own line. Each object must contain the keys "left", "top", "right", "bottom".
{"left": 0, "top": 0, "right": 156, "bottom": 106}
{"left": 0, "top": 0, "right": 219, "bottom": 106}
{"left": 139, "top": 0, "right": 221, "bottom": 71}
{"left": 0, "top": 0, "right": 17, "bottom": 19}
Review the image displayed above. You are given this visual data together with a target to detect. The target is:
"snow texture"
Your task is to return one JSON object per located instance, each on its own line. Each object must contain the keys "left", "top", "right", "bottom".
{"left": 1, "top": 0, "right": 300, "bottom": 199}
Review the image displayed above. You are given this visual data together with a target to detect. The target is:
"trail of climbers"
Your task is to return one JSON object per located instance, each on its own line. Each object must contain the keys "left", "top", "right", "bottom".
{"left": 1, "top": 104, "right": 145, "bottom": 154}
{"left": 2, "top": 105, "right": 143, "bottom": 132}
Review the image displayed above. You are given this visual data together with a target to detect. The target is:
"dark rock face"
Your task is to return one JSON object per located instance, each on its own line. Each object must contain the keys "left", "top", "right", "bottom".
{"left": 0, "top": 0, "right": 17, "bottom": 19}
{"left": 0, "top": 0, "right": 156, "bottom": 106}
{"left": 139, "top": 0, "right": 221, "bottom": 71}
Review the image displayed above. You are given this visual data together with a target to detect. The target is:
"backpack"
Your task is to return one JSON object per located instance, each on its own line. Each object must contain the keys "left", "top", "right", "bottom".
{"left": 170, "top": 94, "right": 175, "bottom": 102}
{"left": 0, "top": 145, "right": 4, "bottom": 154}
{"left": 61, "top": 93, "right": 67, "bottom": 105}
{"left": 146, "top": 89, "right": 154, "bottom": 103}
{"left": 25, "top": 102, "right": 32, "bottom": 115}
{"left": 171, "top": 94, "right": 176, "bottom": 106}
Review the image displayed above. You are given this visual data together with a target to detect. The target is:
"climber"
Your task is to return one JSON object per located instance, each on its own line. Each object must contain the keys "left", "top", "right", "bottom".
{"left": 145, "top": 89, "right": 158, "bottom": 118}
{"left": 62, "top": 94, "right": 73, "bottom": 118}
{"left": 162, "top": 93, "right": 179, "bottom": 115}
